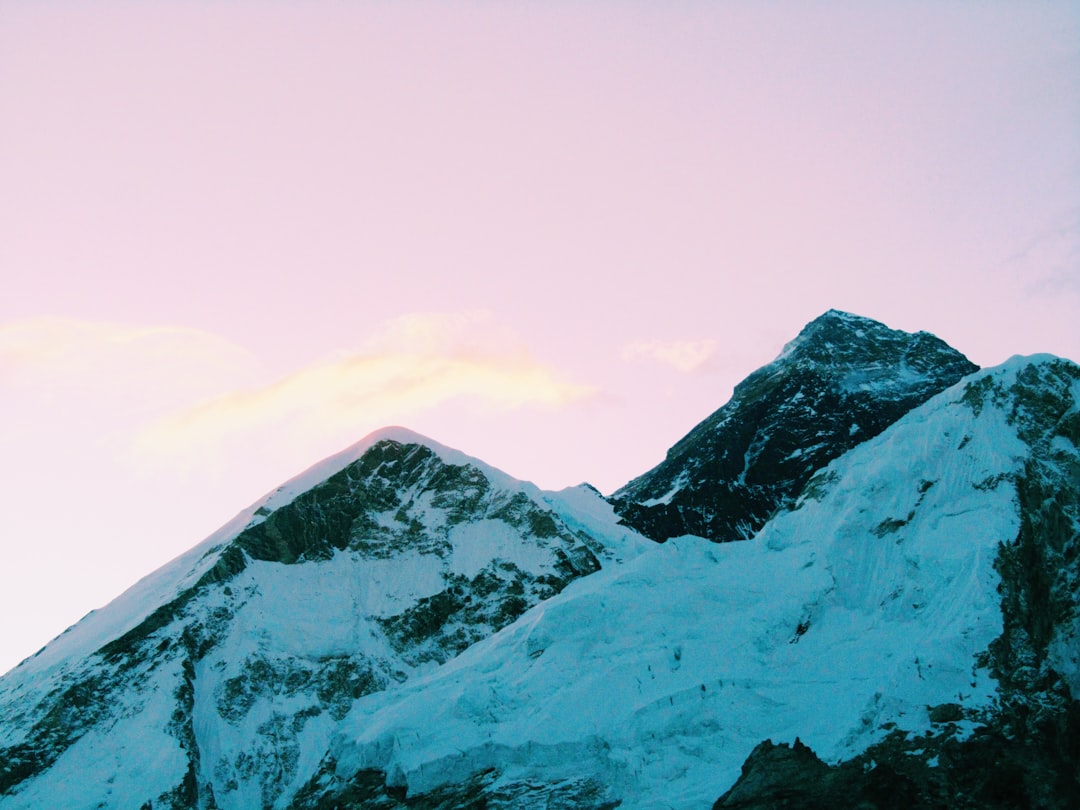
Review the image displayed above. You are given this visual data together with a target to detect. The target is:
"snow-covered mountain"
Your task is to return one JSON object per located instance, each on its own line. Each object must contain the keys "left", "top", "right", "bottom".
{"left": 0, "top": 429, "right": 637, "bottom": 809}
{"left": 1, "top": 312, "right": 1077, "bottom": 809}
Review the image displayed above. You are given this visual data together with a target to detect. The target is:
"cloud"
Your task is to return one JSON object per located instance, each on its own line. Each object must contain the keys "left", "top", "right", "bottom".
{"left": 1005, "top": 218, "right": 1080, "bottom": 297}
{"left": 621, "top": 338, "right": 718, "bottom": 372}
{"left": 1, "top": 313, "right": 596, "bottom": 479}
{"left": 0, "top": 317, "right": 255, "bottom": 393}
{"left": 0, "top": 319, "right": 255, "bottom": 421}
{"left": 136, "top": 312, "right": 597, "bottom": 460}
{"left": 0, "top": 316, "right": 260, "bottom": 469}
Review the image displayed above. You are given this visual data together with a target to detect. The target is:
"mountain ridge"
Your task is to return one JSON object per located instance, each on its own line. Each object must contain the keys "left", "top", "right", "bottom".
{"left": 2, "top": 313, "right": 1077, "bottom": 809}
{"left": 0, "top": 432, "right": 632, "bottom": 808}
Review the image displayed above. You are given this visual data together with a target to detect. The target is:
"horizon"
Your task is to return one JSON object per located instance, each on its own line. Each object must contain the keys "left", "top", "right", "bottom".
{"left": 2, "top": 2, "right": 1078, "bottom": 676}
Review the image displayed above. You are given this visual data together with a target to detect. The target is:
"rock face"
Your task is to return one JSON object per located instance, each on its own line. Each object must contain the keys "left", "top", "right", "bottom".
{"left": 711, "top": 739, "right": 884, "bottom": 810}
{"left": 611, "top": 310, "right": 978, "bottom": 542}
{"left": 1, "top": 316, "right": 1077, "bottom": 810}
{"left": 715, "top": 707, "right": 1080, "bottom": 810}
{"left": 712, "top": 737, "right": 944, "bottom": 810}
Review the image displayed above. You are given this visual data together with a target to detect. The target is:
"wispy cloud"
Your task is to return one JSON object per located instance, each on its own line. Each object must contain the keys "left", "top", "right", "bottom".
{"left": 621, "top": 338, "right": 718, "bottom": 372}
{"left": 1004, "top": 216, "right": 1080, "bottom": 297}
{"left": 0, "top": 317, "right": 255, "bottom": 393}
{"left": 1, "top": 313, "right": 597, "bottom": 476}
{"left": 136, "top": 312, "right": 596, "bottom": 459}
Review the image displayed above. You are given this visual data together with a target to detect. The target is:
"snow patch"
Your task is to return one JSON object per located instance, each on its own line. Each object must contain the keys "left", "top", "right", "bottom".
{"left": 638, "top": 473, "right": 688, "bottom": 507}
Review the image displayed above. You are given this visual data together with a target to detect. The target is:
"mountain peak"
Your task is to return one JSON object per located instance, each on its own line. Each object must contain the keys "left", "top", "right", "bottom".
{"left": 790, "top": 308, "right": 890, "bottom": 348}
{"left": 773, "top": 310, "right": 957, "bottom": 373}
{"left": 808, "top": 307, "right": 875, "bottom": 326}
{"left": 612, "top": 311, "right": 978, "bottom": 542}
{"left": 0, "top": 424, "right": 611, "bottom": 806}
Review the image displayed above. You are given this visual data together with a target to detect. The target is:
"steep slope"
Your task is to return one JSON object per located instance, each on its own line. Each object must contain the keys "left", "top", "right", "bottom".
{"left": 293, "top": 355, "right": 1078, "bottom": 809}
{"left": 0, "top": 428, "right": 644, "bottom": 810}
{"left": 612, "top": 309, "right": 978, "bottom": 542}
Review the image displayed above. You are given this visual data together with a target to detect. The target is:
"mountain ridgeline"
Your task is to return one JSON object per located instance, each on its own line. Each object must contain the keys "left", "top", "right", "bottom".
{"left": 1, "top": 310, "right": 1077, "bottom": 810}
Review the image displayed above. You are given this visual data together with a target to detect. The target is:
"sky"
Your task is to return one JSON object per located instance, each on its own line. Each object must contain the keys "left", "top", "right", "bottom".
{"left": 1, "top": 1, "right": 1078, "bottom": 676}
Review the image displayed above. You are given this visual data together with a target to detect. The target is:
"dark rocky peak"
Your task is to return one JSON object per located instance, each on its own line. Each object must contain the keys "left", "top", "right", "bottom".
{"left": 710, "top": 730, "right": 1080, "bottom": 810}
{"left": 222, "top": 438, "right": 491, "bottom": 568}
{"left": 193, "top": 434, "right": 577, "bottom": 573}
{"left": 611, "top": 311, "right": 978, "bottom": 543}
{"left": 774, "top": 309, "right": 971, "bottom": 381}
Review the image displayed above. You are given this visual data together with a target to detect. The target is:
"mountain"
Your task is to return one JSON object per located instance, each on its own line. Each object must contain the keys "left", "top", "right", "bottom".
{"left": 611, "top": 309, "right": 978, "bottom": 542}
{"left": 1, "top": 313, "right": 1077, "bottom": 810}
{"left": 0, "top": 428, "right": 643, "bottom": 809}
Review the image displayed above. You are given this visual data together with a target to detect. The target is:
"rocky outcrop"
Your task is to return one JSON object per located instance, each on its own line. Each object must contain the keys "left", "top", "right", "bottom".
{"left": 712, "top": 738, "right": 916, "bottom": 810}
{"left": 714, "top": 709, "right": 1080, "bottom": 810}
{"left": 288, "top": 762, "right": 620, "bottom": 810}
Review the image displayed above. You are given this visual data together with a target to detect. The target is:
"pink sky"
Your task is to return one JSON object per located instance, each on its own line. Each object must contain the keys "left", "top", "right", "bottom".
{"left": 1, "top": 2, "right": 1078, "bottom": 675}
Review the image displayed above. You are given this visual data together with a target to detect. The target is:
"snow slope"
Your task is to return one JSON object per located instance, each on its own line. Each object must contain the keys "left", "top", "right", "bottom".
{"left": 1, "top": 427, "right": 439, "bottom": 685}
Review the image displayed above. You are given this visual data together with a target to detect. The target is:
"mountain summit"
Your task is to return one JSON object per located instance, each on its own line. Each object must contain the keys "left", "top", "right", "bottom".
{"left": 611, "top": 310, "right": 978, "bottom": 542}
{"left": 1, "top": 312, "right": 1077, "bottom": 810}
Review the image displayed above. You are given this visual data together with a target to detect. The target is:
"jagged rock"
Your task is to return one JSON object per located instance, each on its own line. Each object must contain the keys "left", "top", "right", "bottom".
{"left": 711, "top": 737, "right": 920, "bottom": 810}
{"left": 711, "top": 738, "right": 837, "bottom": 809}
{"left": 715, "top": 706, "right": 1080, "bottom": 810}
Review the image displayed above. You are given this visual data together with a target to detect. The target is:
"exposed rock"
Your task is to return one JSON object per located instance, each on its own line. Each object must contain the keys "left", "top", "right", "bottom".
{"left": 289, "top": 762, "right": 621, "bottom": 810}
{"left": 711, "top": 739, "right": 843, "bottom": 809}
{"left": 715, "top": 708, "right": 1080, "bottom": 810}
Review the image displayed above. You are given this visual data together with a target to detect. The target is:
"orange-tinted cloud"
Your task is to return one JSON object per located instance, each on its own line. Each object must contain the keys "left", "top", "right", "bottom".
{"left": 136, "top": 312, "right": 596, "bottom": 460}
{"left": 0, "top": 317, "right": 255, "bottom": 393}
